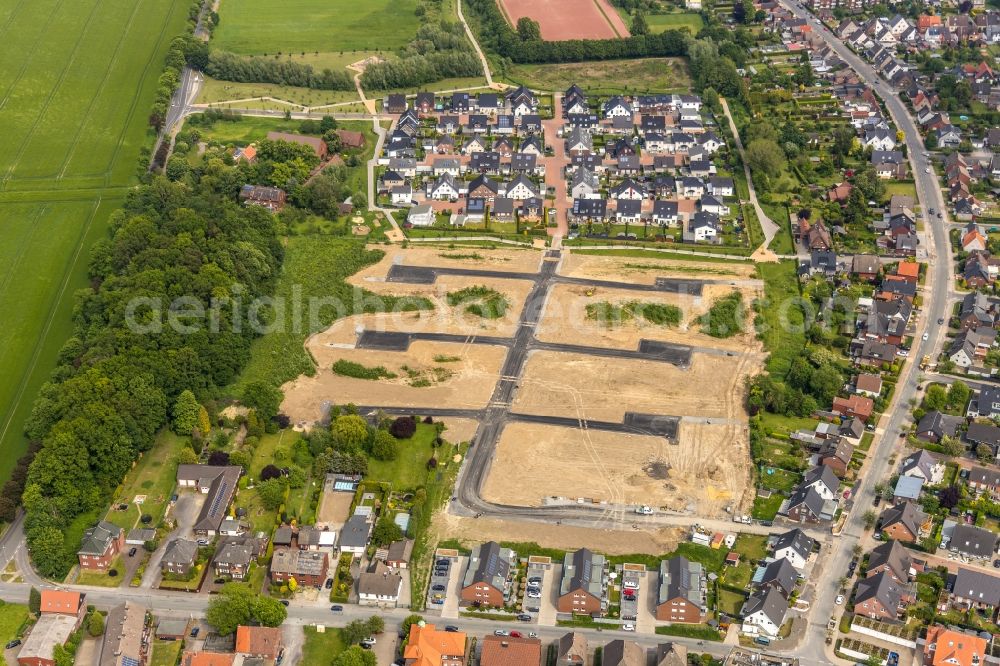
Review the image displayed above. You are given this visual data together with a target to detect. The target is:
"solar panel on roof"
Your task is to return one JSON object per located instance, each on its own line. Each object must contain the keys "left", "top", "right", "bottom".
{"left": 122, "top": 656, "right": 140, "bottom": 666}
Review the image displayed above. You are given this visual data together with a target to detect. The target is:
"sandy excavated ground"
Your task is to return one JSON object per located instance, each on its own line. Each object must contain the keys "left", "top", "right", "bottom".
{"left": 437, "top": 417, "right": 480, "bottom": 444}
{"left": 481, "top": 421, "right": 753, "bottom": 516}
{"left": 537, "top": 283, "right": 761, "bottom": 352}
{"left": 558, "top": 253, "right": 758, "bottom": 282}
{"left": 281, "top": 328, "right": 506, "bottom": 426}
{"left": 512, "top": 350, "right": 759, "bottom": 422}
{"left": 316, "top": 492, "right": 353, "bottom": 529}
{"left": 434, "top": 513, "right": 687, "bottom": 556}
{"left": 349, "top": 247, "right": 543, "bottom": 285}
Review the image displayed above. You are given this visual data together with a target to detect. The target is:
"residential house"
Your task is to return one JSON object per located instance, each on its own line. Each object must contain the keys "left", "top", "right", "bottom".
{"left": 339, "top": 513, "right": 373, "bottom": 556}
{"left": 740, "top": 587, "right": 788, "bottom": 638}
{"left": 407, "top": 204, "right": 435, "bottom": 228}
{"left": 831, "top": 395, "right": 874, "bottom": 422}
{"left": 77, "top": 521, "right": 124, "bottom": 570}
{"left": 655, "top": 556, "right": 707, "bottom": 623}
{"left": 853, "top": 571, "right": 908, "bottom": 621}
{"left": 570, "top": 169, "right": 599, "bottom": 199}
{"left": 270, "top": 548, "right": 328, "bottom": 587}
{"left": 785, "top": 485, "right": 831, "bottom": 523}
{"left": 556, "top": 633, "right": 587, "bottom": 666}
{"left": 479, "top": 637, "right": 541, "bottom": 666}
{"left": 959, "top": 292, "right": 998, "bottom": 331}
{"left": 602, "top": 641, "right": 643, "bottom": 666}
{"left": 967, "top": 424, "right": 1000, "bottom": 462}
{"left": 235, "top": 626, "right": 283, "bottom": 660}
{"left": 969, "top": 467, "right": 1000, "bottom": 505}
{"left": 654, "top": 644, "right": 687, "bottom": 666}
{"left": 570, "top": 198, "right": 607, "bottom": 222}
{"left": 507, "top": 175, "right": 539, "bottom": 201}
{"left": 901, "top": 450, "right": 945, "bottom": 484}
{"left": 893, "top": 475, "right": 923, "bottom": 503}
{"left": 950, "top": 524, "right": 998, "bottom": 559}
{"left": 161, "top": 539, "right": 198, "bottom": 577}
{"left": 915, "top": 411, "right": 962, "bottom": 444}
{"left": 949, "top": 567, "right": 1000, "bottom": 614}
{"left": 867, "top": 540, "right": 913, "bottom": 583}
{"left": 558, "top": 549, "right": 606, "bottom": 616}
{"left": 460, "top": 541, "right": 516, "bottom": 608}
{"left": 949, "top": 328, "right": 996, "bottom": 368}
{"left": 403, "top": 623, "right": 466, "bottom": 666}
{"left": 39, "top": 591, "right": 86, "bottom": 625}
{"left": 852, "top": 254, "right": 881, "bottom": 281}
{"left": 772, "top": 529, "right": 814, "bottom": 570}
{"left": 214, "top": 540, "right": 254, "bottom": 580}
{"left": 18, "top": 614, "right": 80, "bottom": 666}
{"left": 652, "top": 201, "right": 679, "bottom": 228}
{"left": 879, "top": 501, "right": 928, "bottom": 543}
{"left": 100, "top": 603, "right": 147, "bottom": 666}
{"left": 801, "top": 465, "right": 840, "bottom": 501}
{"left": 176, "top": 465, "right": 242, "bottom": 536}
{"left": 855, "top": 373, "right": 883, "bottom": 397}
{"left": 922, "top": 626, "right": 987, "bottom": 666}
{"left": 759, "top": 558, "right": 798, "bottom": 598}
{"left": 239, "top": 185, "right": 286, "bottom": 212}
{"left": 385, "top": 539, "right": 414, "bottom": 569}
{"left": 970, "top": 386, "right": 1000, "bottom": 418}
{"left": 358, "top": 560, "right": 403, "bottom": 607}
{"left": 684, "top": 212, "right": 720, "bottom": 243}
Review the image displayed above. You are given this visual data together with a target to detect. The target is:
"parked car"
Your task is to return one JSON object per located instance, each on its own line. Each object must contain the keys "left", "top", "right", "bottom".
{"left": 330, "top": 605, "right": 343, "bottom": 613}
{"left": 279, "top": 600, "right": 289, "bottom": 606}
{"left": 622, "top": 623, "right": 635, "bottom": 632}
{"left": 431, "top": 598, "right": 444, "bottom": 605}
{"left": 835, "top": 595, "right": 844, "bottom": 605}
{"left": 189, "top": 628, "right": 200, "bottom": 638}
{"left": 510, "top": 631, "right": 522, "bottom": 638}
{"left": 494, "top": 630, "right": 509, "bottom": 637}
{"left": 5, "top": 640, "right": 21, "bottom": 650}
{"left": 517, "top": 614, "right": 532, "bottom": 622}
{"left": 324, "top": 579, "right": 333, "bottom": 589}
{"left": 128, "top": 547, "right": 137, "bottom": 557}
{"left": 445, "top": 626, "right": 460, "bottom": 633}
{"left": 432, "top": 584, "right": 446, "bottom": 592}
{"left": 527, "top": 577, "right": 542, "bottom": 584}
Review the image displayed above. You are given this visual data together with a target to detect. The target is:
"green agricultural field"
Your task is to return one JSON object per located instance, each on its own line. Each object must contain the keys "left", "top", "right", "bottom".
{"left": 505, "top": 58, "right": 690, "bottom": 94}
{"left": 0, "top": 0, "right": 188, "bottom": 488}
{"left": 212, "top": 0, "right": 420, "bottom": 55}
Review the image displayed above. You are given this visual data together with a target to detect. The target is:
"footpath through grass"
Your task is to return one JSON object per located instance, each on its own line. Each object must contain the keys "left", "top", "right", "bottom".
{"left": 0, "top": 0, "right": 190, "bottom": 490}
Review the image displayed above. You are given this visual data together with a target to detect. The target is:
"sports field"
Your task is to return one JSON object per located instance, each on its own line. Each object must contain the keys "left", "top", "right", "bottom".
{"left": 212, "top": 0, "right": 420, "bottom": 55}
{"left": 0, "top": 0, "right": 189, "bottom": 483}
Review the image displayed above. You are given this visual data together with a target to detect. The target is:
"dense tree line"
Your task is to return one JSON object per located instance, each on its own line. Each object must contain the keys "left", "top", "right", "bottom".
{"left": 746, "top": 348, "right": 846, "bottom": 418}
{"left": 360, "top": 22, "right": 482, "bottom": 90}
{"left": 463, "top": 0, "right": 688, "bottom": 63}
{"left": 204, "top": 51, "right": 355, "bottom": 91}
{"left": 149, "top": 2, "right": 205, "bottom": 132}
{"left": 22, "top": 168, "right": 283, "bottom": 578}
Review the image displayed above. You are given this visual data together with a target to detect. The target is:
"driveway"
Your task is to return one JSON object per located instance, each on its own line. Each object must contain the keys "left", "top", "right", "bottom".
{"left": 636, "top": 576, "right": 657, "bottom": 634}
{"left": 537, "top": 564, "right": 561, "bottom": 627}
{"left": 281, "top": 625, "right": 305, "bottom": 666}
{"left": 140, "top": 493, "right": 204, "bottom": 588}
{"left": 439, "top": 556, "right": 467, "bottom": 620}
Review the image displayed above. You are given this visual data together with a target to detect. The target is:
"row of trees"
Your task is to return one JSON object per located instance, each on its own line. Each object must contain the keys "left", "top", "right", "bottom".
{"left": 148, "top": 2, "right": 205, "bottom": 132}
{"left": 464, "top": 0, "right": 688, "bottom": 64}
{"left": 204, "top": 51, "right": 355, "bottom": 90}
{"left": 360, "top": 22, "right": 482, "bottom": 90}
{"left": 22, "top": 165, "right": 284, "bottom": 578}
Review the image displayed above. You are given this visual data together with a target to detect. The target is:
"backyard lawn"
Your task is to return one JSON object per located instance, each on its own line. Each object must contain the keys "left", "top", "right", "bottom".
{"left": 107, "top": 430, "right": 187, "bottom": 527}
{"left": 751, "top": 494, "right": 785, "bottom": 521}
{"left": 0, "top": 603, "right": 29, "bottom": 646}
{"left": 76, "top": 557, "right": 125, "bottom": 587}
{"left": 717, "top": 588, "right": 748, "bottom": 615}
{"left": 150, "top": 640, "right": 182, "bottom": 666}
{"left": 302, "top": 626, "right": 346, "bottom": 666}
{"left": 366, "top": 423, "right": 450, "bottom": 491}
{"left": 732, "top": 534, "right": 768, "bottom": 561}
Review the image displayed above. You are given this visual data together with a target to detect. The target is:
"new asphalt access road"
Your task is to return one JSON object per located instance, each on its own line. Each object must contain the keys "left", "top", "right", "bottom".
{"left": 354, "top": 330, "right": 712, "bottom": 367}
{"left": 350, "top": 251, "right": 754, "bottom": 530}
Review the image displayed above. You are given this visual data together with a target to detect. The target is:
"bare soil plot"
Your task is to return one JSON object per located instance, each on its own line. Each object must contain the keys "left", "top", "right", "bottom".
{"left": 433, "top": 512, "right": 688, "bottom": 556}
{"left": 481, "top": 421, "right": 753, "bottom": 516}
{"left": 347, "top": 247, "right": 542, "bottom": 284}
{"left": 559, "top": 253, "right": 758, "bottom": 282}
{"left": 512, "top": 350, "right": 758, "bottom": 422}
{"left": 497, "top": 0, "right": 628, "bottom": 40}
{"left": 438, "top": 417, "right": 480, "bottom": 444}
{"left": 536, "top": 283, "right": 762, "bottom": 352}
{"left": 281, "top": 323, "right": 507, "bottom": 426}
{"left": 316, "top": 491, "right": 353, "bottom": 529}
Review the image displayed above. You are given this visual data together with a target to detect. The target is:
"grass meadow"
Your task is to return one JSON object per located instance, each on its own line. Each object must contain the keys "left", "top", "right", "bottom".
{"left": 0, "top": 0, "right": 189, "bottom": 485}
{"left": 212, "top": 0, "right": 420, "bottom": 55}
{"left": 504, "top": 58, "right": 690, "bottom": 94}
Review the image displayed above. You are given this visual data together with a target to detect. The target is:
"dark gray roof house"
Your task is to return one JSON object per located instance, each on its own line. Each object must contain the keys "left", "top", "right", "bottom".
{"left": 740, "top": 587, "right": 788, "bottom": 628}
{"left": 462, "top": 541, "right": 515, "bottom": 596}
{"left": 79, "top": 521, "right": 122, "bottom": 556}
{"left": 658, "top": 556, "right": 706, "bottom": 612}
{"left": 879, "top": 501, "right": 927, "bottom": 540}
{"left": 339, "top": 514, "right": 373, "bottom": 553}
{"left": 854, "top": 571, "right": 906, "bottom": 620}
{"left": 951, "top": 567, "right": 1000, "bottom": 608}
{"left": 950, "top": 524, "right": 999, "bottom": 558}
{"left": 966, "top": 422, "right": 1000, "bottom": 453}
{"left": 915, "top": 410, "right": 962, "bottom": 443}
{"left": 162, "top": 539, "right": 198, "bottom": 569}
{"left": 759, "top": 558, "right": 798, "bottom": 597}
{"left": 772, "top": 528, "right": 814, "bottom": 565}
{"left": 868, "top": 540, "right": 911, "bottom": 583}
{"left": 176, "top": 465, "right": 242, "bottom": 535}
